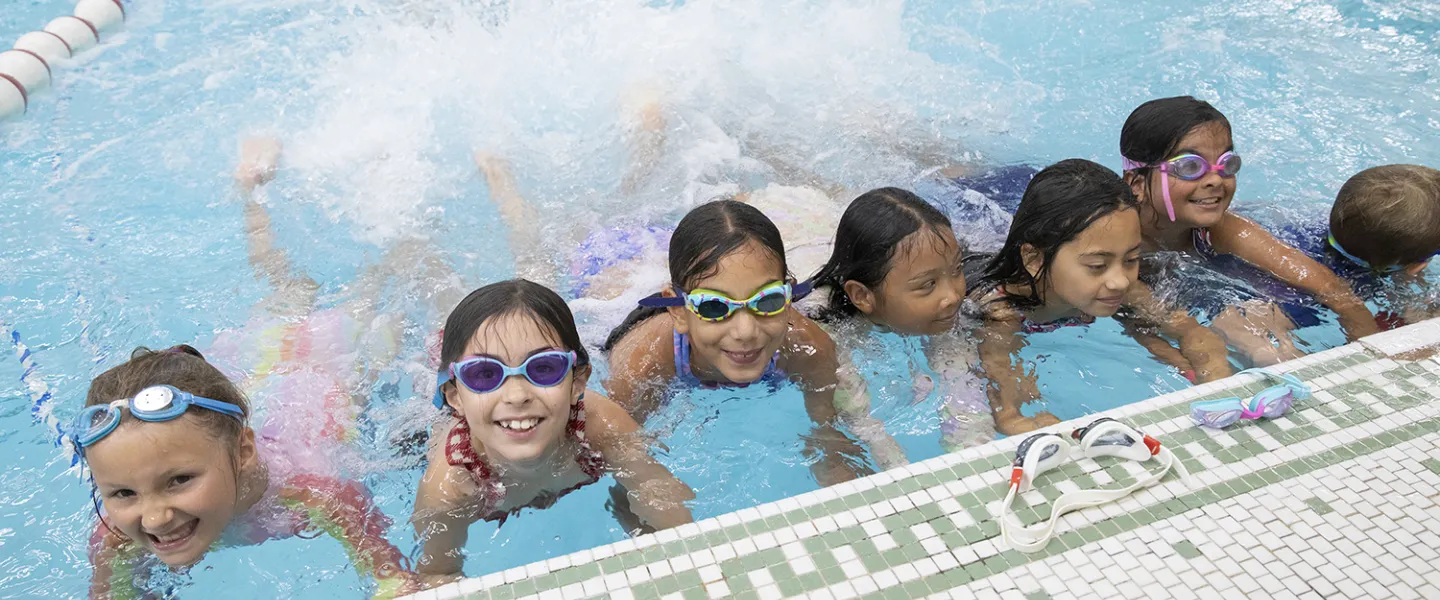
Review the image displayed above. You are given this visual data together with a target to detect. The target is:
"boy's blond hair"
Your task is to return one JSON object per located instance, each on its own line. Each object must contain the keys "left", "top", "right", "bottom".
{"left": 1330, "top": 164, "right": 1440, "bottom": 269}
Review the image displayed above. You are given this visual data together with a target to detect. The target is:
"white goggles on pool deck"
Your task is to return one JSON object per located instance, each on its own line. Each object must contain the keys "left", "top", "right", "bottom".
{"left": 999, "top": 417, "right": 1189, "bottom": 553}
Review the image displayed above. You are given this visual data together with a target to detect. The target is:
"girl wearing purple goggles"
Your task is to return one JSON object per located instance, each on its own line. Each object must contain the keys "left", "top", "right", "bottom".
{"left": 413, "top": 280, "right": 695, "bottom": 589}
{"left": 1120, "top": 96, "right": 1378, "bottom": 366}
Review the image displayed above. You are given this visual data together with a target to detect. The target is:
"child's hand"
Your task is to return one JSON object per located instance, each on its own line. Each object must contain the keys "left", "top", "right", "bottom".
{"left": 372, "top": 572, "right": 426, "bottom": 599}
{"left": 912, "top": 372, "right": 936, "bottom": 404}
{"left": 417, "top": 571, "right": 463, "bottom": 591}
{"left": 235, "top": 137, "right": 282, "bottom": 192}
{"left": 994, "top": 411, "right": 1060, "bottom": 436}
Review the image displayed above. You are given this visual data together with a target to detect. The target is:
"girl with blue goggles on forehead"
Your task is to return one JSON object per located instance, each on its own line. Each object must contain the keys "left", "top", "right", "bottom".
{"left": 71, "top": 138, "right": 463, "bottom": 599}
{"left": 75, "top": 346, "right": 418, "bottom": 599}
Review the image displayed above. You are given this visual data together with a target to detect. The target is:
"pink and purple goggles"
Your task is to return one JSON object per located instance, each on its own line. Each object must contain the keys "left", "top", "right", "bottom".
{"left": 433, "top": 350, "right": 577, "bottom": 408}
{"left": 1189, "top": 368, "right": 1307, "bottom": 428}
{"left": 1122, "top": 152, "right": 1242, "bottom": 222}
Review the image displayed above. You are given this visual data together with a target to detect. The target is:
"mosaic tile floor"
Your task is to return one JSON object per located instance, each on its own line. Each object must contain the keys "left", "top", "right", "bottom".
{"left": 409, "top": 320, "right": 1440, "bottom": 600}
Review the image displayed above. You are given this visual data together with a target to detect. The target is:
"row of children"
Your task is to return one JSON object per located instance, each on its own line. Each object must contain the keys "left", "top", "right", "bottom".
{"left": 72, "top": 96, "right": 1438, "bottom": 596}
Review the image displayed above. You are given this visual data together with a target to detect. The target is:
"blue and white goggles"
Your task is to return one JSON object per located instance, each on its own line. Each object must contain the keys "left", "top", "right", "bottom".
{"left": 69, "top": 385, "right": 246, "bottom": 448}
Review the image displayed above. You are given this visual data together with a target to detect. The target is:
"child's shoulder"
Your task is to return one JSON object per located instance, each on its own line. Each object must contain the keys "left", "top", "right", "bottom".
{"left": 967, "top": 286, "right": 1024, "bottom": 323}
{"left": 609, "top": 313, "right": 678, "bottom": 373}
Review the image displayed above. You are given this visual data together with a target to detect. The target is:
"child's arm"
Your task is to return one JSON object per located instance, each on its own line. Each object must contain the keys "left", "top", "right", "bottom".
{"left": 410, "top": 460, "right": 479, "bottom": 588}
{"left": 234, "top": 137, "right": 318, "bottom": 315}
{"left": 785, "top": 315, "right": 877, "bottom": 486}
{"left": 974, "top": 317, "right": 1059, "bottom": 436}
{"left": 582, "top": 393, "right": 696, "bottom": 530}
{"left": 602, "top": 314, "right": 678, "bottom": 423}
{"left": 473, "top": 152, "right": 557, "bottom": 289}
{"left": 1210, "top": 213, "right": 1379, "bottom": 340}
{"left": 1122, "top": 282, "right": 1233, "bottom": 383}
{"left": 88, "top": 524, "right": 152, "bottom": 600}
{"left": 277, "top": 477, "right": 418, "bottom": 598}
{"left": 834, "top": 356, "right": 910, "bottom": 470}
{"left": 1120, "top": 322, "right": 1197, "bottom": 377}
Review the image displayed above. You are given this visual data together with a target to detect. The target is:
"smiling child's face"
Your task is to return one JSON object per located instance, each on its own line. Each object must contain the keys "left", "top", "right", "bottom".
{"left": 1137, "top": 121, "right": 1237, "bottom": 230}
{"left": 87, "top": 418, "right": 254, "bottom": 567}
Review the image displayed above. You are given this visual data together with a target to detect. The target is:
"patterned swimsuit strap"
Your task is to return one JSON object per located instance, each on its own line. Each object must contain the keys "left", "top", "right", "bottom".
{"left": 445, "top": 402, "right": 604, "bottom": 490}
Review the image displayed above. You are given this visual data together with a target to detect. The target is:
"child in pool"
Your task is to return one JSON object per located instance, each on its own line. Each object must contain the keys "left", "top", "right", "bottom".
{"left": 970, "top": 159, "right": 1234, "bottom": 427}
{"left": 1119, "top": 96, "right": 1379, "bottom": 365}
{"left": 411, "top": 280, "right": 695, "bottom": 587}
{"left": 472, "top": 102, "right": 905, "bottom": 475}
{"left": 1303, "top": 164, "right": 1440, "bottom": 327}
{"left": 80, "top": 136, "right": 471, "bottom": 599}
{"left": 79, "top": 347, "right": 417, "bottom": 599}
{"left": 601, "top": 200, "right": 872, "bottom": 486}
{"left": 806, "top": 187, "right": 1013, "bottom": 449}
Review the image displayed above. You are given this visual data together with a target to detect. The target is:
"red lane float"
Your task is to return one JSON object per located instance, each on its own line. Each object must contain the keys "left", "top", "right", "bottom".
{"left": 1, "top": 0, "right": 126, "bottom": 121}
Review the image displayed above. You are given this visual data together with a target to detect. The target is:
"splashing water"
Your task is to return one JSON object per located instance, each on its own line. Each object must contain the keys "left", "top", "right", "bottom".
{"left": 1, "top": 0, "right": 1436, "bottom": 597}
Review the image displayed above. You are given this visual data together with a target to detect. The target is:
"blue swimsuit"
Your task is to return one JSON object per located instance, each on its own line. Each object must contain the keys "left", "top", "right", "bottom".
{"left": 672, "top": 330, "right": 786, "bottom": 390}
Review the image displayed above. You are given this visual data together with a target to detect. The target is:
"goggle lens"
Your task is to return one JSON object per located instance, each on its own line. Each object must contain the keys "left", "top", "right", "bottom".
{"left": 524, "top": 354, "right": 572, "bottom": 386}
{"left": 1219, "top": 153, "right": 1242, "bottom": 177}
{"left": 1166, "top": 153, "right": 1242, "bottom": 181}
{"left": 457, "top": 360, "right": 506, "bottom": 393}
{"left": 694, "top": 298, "right": 736, "bottom": 320}
{"left": 454, "top": 352, "right": 575, "bottom": 394}
{"left": 752, "top": 289, "right": 790, "bottom": 315}
{"left": 1169, "top": 156, "right": 1210, "bottom": 180}
{"left": 76, "top": 405, "right": 119, "bottom": 444}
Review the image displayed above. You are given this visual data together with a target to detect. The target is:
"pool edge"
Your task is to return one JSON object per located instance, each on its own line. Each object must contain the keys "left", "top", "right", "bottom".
{"left": 412, "top": 317, "right": 1440, "bottom": 600}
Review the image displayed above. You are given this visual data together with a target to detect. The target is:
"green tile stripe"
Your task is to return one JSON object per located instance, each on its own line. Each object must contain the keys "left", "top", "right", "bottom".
{"left": 797, "top": 417, "right": 1440, "bottom": 600}
{"left": 442, "top": 347, "right": 1419, "bottom": 600}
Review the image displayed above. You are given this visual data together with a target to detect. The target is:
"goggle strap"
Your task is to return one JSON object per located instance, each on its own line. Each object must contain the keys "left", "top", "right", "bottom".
{"left": 188, "top": 396, "right": 245, "bottom": 418}
{"left": 637, "top": 293, "right": 684, "bottom": 308}
{"left": 432, "top": 369, "right": 455, "bottom": 409}
{"left": 792, "top": 280, "right": 813, "bottom": 301}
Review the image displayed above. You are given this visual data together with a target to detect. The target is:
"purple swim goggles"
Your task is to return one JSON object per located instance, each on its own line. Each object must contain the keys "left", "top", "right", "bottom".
{"left": 1189, "top": 368, "right": 1309, "bottom": 429}
{"left": 1122, "top": 152, "right": 1242, "bottom": 222}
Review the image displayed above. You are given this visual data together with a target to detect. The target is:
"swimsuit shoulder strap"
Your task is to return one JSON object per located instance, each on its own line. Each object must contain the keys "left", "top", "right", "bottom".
{"left": 673, "top": 329, "right": 696, "bottom": 382}
{"left": 567, "top": 398, "right": 606, "bottom": 481}
{"left": 1192, "top": 227, "right": 1217, "bottom": 258}
{"left": 444, "top": 419, "right": 505, "bottom": 508}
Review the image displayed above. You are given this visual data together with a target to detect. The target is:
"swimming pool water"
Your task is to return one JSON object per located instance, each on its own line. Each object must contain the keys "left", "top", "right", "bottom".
{"left": 2, "top": 0, "right": 1436, "bottom": 597}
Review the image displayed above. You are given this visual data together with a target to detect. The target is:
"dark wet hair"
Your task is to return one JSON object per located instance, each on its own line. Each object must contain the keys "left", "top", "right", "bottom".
{"left": 439, "top": 279, "right": 590, "bottom": 373}
{"left": 810, "top": 187, "right": 956, "bottom": 321}
{"left": 979, "top": 159, "right": 1140, "bottom": 309}
{"left": 1120, "top": 96, "right": 1231, "bottom": 177}
{"left": 86, "top": 345, "right": 250, "bottom": 443}
{"left": 1331, "top": 164, "right": 1440, "bottom": 268}
{"left": 602, "top": 200, "right": 788, "bottom": 351}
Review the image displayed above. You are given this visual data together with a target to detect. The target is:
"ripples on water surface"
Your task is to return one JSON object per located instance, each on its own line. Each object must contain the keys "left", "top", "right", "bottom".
{"left": 0, "top": 0, "right": 1436, "bottom": 596}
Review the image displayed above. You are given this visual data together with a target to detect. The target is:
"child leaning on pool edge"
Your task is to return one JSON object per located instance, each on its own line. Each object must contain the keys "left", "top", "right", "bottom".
{"left": 805, "top": 186, "right": 1003, "bottom": 451}
{"left": 412, "top": 279, "right": 694, "bottom": 588}
{"left": 1319, "top": 164, "right": 1440, "bottom": 327}
{"left": 969, "top": 159, "right": 1233, "bottom": 430}
{"left": 1120, "top": 96, "right": 1379, "bottom": 365}
{"left": 602, "top": 200, "right": 875, "bottom": 486}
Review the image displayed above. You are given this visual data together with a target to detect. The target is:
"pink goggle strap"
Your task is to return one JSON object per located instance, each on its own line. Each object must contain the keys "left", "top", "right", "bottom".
{"left": 1121, "top": 156, "right": 1176, "bottom": 222}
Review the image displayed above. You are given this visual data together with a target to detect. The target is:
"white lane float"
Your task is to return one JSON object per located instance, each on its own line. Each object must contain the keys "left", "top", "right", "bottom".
{"left": 0, "top": 0, "right": 126, "bottom": 122}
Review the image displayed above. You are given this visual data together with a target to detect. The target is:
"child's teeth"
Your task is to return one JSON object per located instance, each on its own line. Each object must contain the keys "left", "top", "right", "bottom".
{"left": 501, "top": 419, "right": 537, "bottom": 430}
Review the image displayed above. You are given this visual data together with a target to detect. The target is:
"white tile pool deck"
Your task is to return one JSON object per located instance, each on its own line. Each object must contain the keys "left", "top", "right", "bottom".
{"left": 409, "top": 318, "right": 1440, "bottom": 600}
